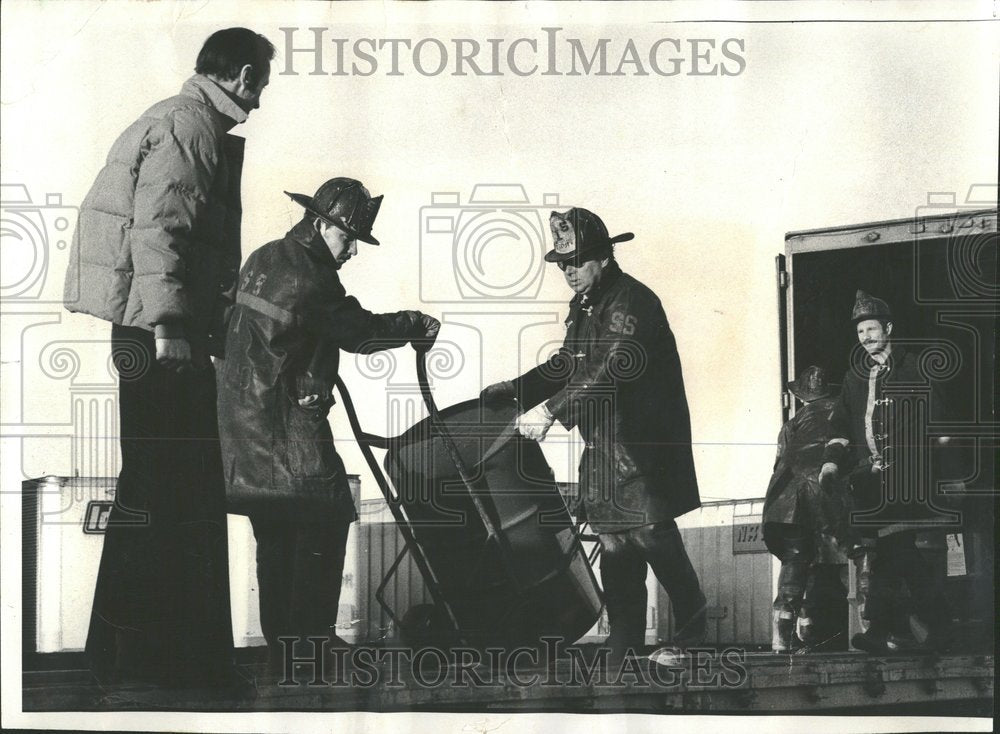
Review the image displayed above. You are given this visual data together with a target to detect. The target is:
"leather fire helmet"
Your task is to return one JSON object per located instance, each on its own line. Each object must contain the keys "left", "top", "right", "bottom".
{"left": 285, "top": 177, "right": 383, "bottom": 245}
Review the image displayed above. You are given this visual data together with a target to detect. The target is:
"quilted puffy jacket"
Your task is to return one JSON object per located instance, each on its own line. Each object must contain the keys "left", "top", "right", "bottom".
{"left": 63, "top": 75, "right": 248, "bottom": 356}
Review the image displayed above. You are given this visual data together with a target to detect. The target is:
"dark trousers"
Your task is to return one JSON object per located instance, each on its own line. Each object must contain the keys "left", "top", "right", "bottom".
{"left": 768, "top": 522, "right": 849, "bottom": 649}
{"left": 86, "top": 325, "right": 234, "bottom": 679}
{"left": 599, "top": 519, "right": 706, "bottom": 653}
{"left": 249, "top": 513, "right": 351, "bottom": 663}
{"left": 863, "top": 530, "right": 951, "bottom": 636}
{"left": 769, "top": 523, "right": 816, "bottom": 612}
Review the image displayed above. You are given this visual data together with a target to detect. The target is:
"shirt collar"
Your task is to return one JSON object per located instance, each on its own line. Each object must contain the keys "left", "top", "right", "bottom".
{"left": 180, "top": 74, "right": 249, "bottom": 128}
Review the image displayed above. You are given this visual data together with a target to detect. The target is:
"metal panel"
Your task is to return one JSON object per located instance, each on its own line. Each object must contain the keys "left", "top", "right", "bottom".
{"left": 776, "top": 253, "right": 790, "bottom": 423}
{"left": 357, "top": 516, "right": 433, "bottom": 643}
{"left": 657, "top": 500, "right": 778, "bottom": 648}
{"left": 24, "top": 477, "right": 115, "bottom": 654}
{"left": 785, "top": 208, "right": 996, "bottom": 254}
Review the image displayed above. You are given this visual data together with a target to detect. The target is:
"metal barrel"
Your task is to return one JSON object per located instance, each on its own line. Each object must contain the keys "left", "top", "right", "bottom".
{"left": 383, "top": 397, "right": 602, "bottom": 649}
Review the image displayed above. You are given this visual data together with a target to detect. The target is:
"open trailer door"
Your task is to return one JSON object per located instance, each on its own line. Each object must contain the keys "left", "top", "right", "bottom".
{"left": 781, "top": 201, "right": 997, "bottom": 650}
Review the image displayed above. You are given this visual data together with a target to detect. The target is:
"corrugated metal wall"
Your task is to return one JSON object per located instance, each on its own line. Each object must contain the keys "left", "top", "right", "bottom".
{"left": 657, "top": 500, "right": 777, "bottom": 648}
{"left": 22, "top": 479, "right": 777, "bottom": 652}
{"left": 24, "top": 478, "right": 989, "bottom": 654}
{"left": 354, "top": 501, "right": 432, "bottom": 643}
{"left": 355, "top": 498, "right": 780, "bottom": 648}
{"left": 27, "top": 477, "right": 116, "bottom": 653}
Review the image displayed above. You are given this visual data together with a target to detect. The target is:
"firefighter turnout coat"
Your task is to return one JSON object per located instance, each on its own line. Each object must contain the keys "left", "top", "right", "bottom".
{"left": 762, "top": 397, "right": 852, "bottom": 556}
{"left": 216, "top": 220, "right": 426, "bottom": 519}
{"left": 514, "top": 261, "right": 700, "bottom": 532}
{"left": 822, "top": 346, "right": 958, "bottom": 536}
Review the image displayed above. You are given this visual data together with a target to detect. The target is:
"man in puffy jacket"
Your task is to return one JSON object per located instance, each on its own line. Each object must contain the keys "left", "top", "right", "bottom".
{"left": 482, "top": 207, "right": 706, "bottom": 666}
{"left": 216, "top": 178, "right": 440, "bottom": 675}
{"left": 63, "top": 28, "right": 274, "bottom": 687}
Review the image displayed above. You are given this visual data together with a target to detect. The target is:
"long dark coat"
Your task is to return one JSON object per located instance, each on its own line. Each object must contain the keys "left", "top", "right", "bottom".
{"left": 762, "top": 397, "right": 852, "bottom": 556}
{"left": 514, "top": 261, "right": 700, "bottom": 533}
{"left": 823, "top": 346, "right": 959, "bottom": 535}
{"left": 216, "top": 220, "right": 424, "bottom": 520}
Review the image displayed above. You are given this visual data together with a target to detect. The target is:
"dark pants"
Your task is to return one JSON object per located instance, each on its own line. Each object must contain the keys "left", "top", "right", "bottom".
{"left": 599, "top": 519, "right": 706, "bottom": 653}
{"left": 862, "top": 530, "right": 951, "bottom": 637}
{"left": 767, "top": 523, "right": 849, "bottom": 649}
{"left": 769, "top": 523, "right": 816, "bottom": 613}
{"left": 249, "top": 513, "right": 351, "bottom": 665}
{"left": 86, "top": 325, "right": 234, "bottom": 680}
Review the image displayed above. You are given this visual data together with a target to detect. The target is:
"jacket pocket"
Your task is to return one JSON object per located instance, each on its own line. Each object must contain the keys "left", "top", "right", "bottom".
{"left": 614, "top": 444, "right": 642, "bottom": 483}
{"left": 284, "top": 396, "right": 338, "bottom": 480}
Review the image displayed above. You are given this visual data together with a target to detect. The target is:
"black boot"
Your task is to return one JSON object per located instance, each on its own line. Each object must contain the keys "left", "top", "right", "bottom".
{"left": 645, "top": 525, "right": 707, "bottom": 646}
{"left": 599, "top": 534, "right": 648, "bottom": 661}
{"left": 799, "top": 564, "right": 849, "bottom": 651}
{"left": 644, "top": 524, "right": 709, "bottom": 667}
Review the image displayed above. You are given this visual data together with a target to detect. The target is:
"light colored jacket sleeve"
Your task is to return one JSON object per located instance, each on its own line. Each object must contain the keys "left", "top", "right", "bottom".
{"left": 130, "top": 108, "right": 220, "bottom": 339}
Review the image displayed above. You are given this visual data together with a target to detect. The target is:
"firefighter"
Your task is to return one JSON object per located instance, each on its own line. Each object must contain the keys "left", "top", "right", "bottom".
{"left": 215, "top": 178, "right": 440, "bottom": 675}
{"left": 819, "top": 291, "right": 955, "bottom": 654}
{"left": 482, "top": 207, "right": 706, "bottom": 666}
{"left": 763, "top": 365, "right": 851, "bottom": 653}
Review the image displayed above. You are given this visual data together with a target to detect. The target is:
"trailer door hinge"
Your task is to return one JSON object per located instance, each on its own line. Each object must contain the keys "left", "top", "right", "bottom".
{"left": 777, "top": 270, "right": 789, "bottom": 289}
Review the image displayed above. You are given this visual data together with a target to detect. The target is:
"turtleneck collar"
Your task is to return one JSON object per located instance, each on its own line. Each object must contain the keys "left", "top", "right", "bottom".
{"left": 180, "top": 74, "right": 249, "bottom": 130}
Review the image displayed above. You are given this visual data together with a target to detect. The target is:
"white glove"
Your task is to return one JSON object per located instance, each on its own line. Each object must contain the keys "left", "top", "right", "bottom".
{"left": 516, "top": 402, "right": 555, "bottom": 442}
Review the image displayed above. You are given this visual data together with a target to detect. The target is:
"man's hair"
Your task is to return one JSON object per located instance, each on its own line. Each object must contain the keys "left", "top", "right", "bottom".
{"left": 590, "top": 244, "right": 616, "bottom": 263}
{"left": 195, "top": 28, "right": 275, "bottom": 85}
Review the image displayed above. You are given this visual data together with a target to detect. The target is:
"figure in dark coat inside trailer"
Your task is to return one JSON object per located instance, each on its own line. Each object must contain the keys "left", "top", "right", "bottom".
{"left": 819, "top": 290, "right": 957, "bottom": 654}
{"left": 762, "top": 365, "right": 852, "bottom": 653}
{"left": 216, "top": 178, "right": 440, "bottom": 674}
{"left": 482, "top": 207, "right": 706, "bottom": 666}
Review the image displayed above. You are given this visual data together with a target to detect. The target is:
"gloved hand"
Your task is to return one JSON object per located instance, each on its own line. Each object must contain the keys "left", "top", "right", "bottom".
{"left": 516, "top": 402, "right": 555, "bottom": 442}
{"left": 819, "top": 462, "right": 840, "bottom": 492}
{"left": 411, "top": 312, "right": 441, "bottom": 352}
{"left": 480, "top": 380, "right": 515, "bottom": 403}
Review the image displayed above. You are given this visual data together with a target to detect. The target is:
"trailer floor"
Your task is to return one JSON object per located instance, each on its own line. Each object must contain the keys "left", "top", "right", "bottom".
{"left": 22, "top": 647, "right": 995, "bottom": 715}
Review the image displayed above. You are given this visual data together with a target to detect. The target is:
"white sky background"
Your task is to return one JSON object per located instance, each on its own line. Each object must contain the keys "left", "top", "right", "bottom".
{"left": 2, "top": 1, "right": 997, "bottom": 502}
{"left": 0, "top": 2, "right": 997, "bottom": 730}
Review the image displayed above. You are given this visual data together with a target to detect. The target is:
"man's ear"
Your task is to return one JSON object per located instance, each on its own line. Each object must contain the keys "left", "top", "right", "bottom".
{"left": 238, "top": 63, "right": 256, "bottom": 90}
{"left": 313, "top": 218, "right": 325, "bottom": 235}
{"left": 886, "top": 321, "right": 894, "bottom": 336}
{"left": 600, "top": 257, "right": 611, "bottom": 267}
